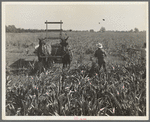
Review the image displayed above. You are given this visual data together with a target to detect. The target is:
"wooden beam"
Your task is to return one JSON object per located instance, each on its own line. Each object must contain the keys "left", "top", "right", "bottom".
{"left": 45, "top": 22, "right": 63, "bottom": 24}
{"left": 45, "top": 29, "right": 63, "bottom": 32}
{"left": 46, "top": 20, "right": 48, "bottom": 38}
{"left": 45, "top": 37, "right": 61, "bottom": 39}
{"left": 40, "top": 56, "right": 62, "bottom": 58}
{"left": 60, "top": 20, "right": 62, "bottom": 38}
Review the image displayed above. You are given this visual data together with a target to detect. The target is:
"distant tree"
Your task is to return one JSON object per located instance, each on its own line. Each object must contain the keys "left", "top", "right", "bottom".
{"left": 129, "top": 29, "right": 133, "bottom": 32}
{"left": 90, "top": 29, "right": 94, "bottom": 32}
{"left": 5, "top": 26, "right": 8, "bottom": 32}
{"left": 6, "top": 25, "right": 17, "bottom": 32}
{"left": 6, "top": 25, "right": 57, "bottom": 33}
{"left": 16, "top": 28, "right": 22, "bottom": 33}
{"left": 134, "top": 28, "right": 139, "bottom": 33}
{"left": 100, "top": 27, "right": 106, "bottom": 32}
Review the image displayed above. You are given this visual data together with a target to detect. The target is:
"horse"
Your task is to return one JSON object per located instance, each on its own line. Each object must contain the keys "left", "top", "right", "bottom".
{"left": 37, "top": 38, "right": 72, "bottom": 70}
{"left": 62, "top": 48, "right": 73, "bottom": 69}
{"left": 37, "top": 38, "right": 53, "bottom": 69}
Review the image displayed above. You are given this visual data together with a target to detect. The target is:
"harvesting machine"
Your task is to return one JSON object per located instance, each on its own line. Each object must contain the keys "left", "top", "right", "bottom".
{"left": 35, "top": 20, "right": 70, "bottom": 64}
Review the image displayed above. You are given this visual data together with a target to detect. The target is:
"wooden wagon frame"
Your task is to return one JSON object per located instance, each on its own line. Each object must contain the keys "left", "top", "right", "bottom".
{"left": 38, "top": 20, "right": 68, "bottom": 63}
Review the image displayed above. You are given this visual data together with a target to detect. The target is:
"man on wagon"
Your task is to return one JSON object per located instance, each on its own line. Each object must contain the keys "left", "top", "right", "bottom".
{"left": 94, "top": 43, "right": 107, "bottom": 72}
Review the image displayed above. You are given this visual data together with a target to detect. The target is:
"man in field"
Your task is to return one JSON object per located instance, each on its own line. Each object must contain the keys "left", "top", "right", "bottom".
{"left": 132, "top": 43, "right": 146, "bottom": 79}
{"left": 94, "top": 43, "right": 107, "bottom": 72}
{"left": 141, "top": 43, "right": 146, "bottom": 79}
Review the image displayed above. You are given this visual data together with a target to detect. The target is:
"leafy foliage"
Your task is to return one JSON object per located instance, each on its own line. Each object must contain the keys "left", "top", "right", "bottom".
{"left": 100, "top": 27, "right": 106, "bottom": 32}
{"left": 134, "top": 28, "right": 139, "bottom": 33}
{"left": 6, "top": 59, "right": 146, "bottom": 116}
{"left": 6, "top": 31, "right": 146, "bottom": 116}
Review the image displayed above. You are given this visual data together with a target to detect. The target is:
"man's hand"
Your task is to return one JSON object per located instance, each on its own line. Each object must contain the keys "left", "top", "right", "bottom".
{"left": 103, "top": 52, "right": 107, "bottom": 57}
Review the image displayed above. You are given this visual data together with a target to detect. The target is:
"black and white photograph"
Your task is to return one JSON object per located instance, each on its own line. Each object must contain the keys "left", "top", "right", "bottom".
{"left": 2, "top": 2, "right": 149, "bottom": 120}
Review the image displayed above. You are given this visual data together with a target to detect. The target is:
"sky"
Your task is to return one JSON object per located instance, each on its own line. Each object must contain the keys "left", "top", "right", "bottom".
{"left": 3, "top": 2, "right": 148, "bottom": 31}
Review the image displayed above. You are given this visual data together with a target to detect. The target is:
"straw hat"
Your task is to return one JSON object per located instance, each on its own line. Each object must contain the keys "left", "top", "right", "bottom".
{"left": 96, "top": 43, "right": 103, "bottom": 48}
{"left": 35, "top": 44, "right": 39, "bottom": 49}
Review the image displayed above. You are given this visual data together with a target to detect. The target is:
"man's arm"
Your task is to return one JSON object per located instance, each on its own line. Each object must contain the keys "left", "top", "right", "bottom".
{"left": 103, "top": 51, "right": 107, "bottom": 57}
{"left": 102, "top": 49, "right": 107, "bottom": 57}
{"left": 94, "top": 50, "right": 97, "bottom": 57}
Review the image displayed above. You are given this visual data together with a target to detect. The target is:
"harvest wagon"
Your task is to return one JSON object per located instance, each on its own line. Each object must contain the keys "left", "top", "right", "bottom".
{"left": 35, "top": 20, "right": 72, "bottom": 67}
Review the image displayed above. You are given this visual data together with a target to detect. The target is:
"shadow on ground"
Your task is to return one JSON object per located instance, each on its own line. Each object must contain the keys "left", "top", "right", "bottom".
{"left": 7, "top": 58, "right": 34, "bottom": 75}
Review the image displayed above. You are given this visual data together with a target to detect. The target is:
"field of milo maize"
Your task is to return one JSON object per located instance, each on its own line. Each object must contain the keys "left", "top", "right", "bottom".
{"left": 6, "top": 31, "right": 147, "bottom": 116}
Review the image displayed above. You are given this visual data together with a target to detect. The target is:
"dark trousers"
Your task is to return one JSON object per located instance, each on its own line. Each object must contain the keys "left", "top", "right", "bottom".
{"left": 98, "top": 59, "right": 106, "bottom": 72}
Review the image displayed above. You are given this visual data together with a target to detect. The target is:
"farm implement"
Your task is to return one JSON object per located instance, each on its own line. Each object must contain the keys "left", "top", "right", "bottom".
{"left": 34, "top": 20, "right": 71, "bottom": 68}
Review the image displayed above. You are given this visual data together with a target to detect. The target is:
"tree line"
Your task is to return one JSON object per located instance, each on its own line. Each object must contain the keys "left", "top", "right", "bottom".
{"left": 6, "top": 25, "right": 45, "bottom": 33}
{"left": 6, "top": 25, "right": 143, "bottom": 33}
{"left": 90, "top": 27, "right": 141, "bottom": 33}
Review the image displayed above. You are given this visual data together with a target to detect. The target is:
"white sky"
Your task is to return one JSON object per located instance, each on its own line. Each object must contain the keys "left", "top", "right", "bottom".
{"left": 3, "top": 2, "right": 148, "bottom": 31}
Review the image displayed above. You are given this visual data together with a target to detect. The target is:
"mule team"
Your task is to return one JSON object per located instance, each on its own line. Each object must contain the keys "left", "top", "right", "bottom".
{"left": 37, "top": 36, "right": 73, "bottom": 69}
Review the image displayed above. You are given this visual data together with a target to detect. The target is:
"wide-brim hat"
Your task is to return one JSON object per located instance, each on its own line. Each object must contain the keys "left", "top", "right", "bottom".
{"left": 35, "top": 44, "right": 39, "bottom": 49}
{"left": 96, "top": 43, "right": 103, "bottom": 48}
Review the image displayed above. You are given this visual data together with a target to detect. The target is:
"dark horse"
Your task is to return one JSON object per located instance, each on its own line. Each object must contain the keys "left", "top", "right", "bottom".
{"left": 62, "top": 48, "right": 72, "bottom": 69}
